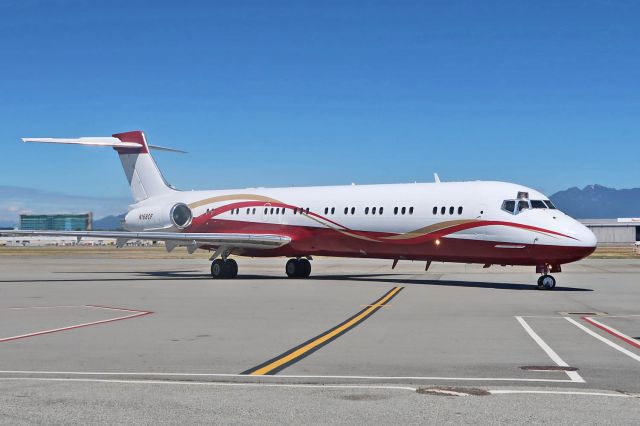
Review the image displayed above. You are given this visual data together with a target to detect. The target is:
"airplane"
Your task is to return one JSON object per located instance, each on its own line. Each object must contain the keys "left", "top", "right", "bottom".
{"left": 2, "top": 130, "right": 597, "bottom": 290}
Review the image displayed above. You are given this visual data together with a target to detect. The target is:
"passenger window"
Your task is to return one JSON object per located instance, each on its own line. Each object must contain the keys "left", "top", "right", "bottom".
{"left": 543, "top": 200, "right": 557, "bottom": 209}
{"left": 401, "top": 207, "right": 406, "bottom": 215}
{"left": 394, "top": 207, "right": 398, "bottom": 215}
{"left": 270, "top": 208, "right": 274, "bottom": 214}
{"left": 409, "top": 207, "right": 414, "bottom": 215}
{"left": 433, "top": 207, "right": 437, "bottom": 215}
{"left": 502, "top": 200, "right": 516, "bottom": 214}
{"left": 331, "top": 207, "right": 335, "bottom": 214}
{"left": 441, "top": 206, "right": 446, "bottom": 215}
{"left": 344, "top": 207, "right": 348, "bottom": 214}
{"left": 246, "top": 208, "right": 250, "bottom": 214}
{"left": 351, "top": 207, "right": 355, "bottom": 214}
{"left": 458, "top": 206, "right": 463, "bottom": 215}
{"left": 448, "top": 206, "right": 453, "bottom": 215}
{"left": 372, "top": 207, "right": 377, "bottom": 215}
{"left": 276, "top": 208, "right": 280, "bottom": 214}
{"left": 264, "top": 208, "right": 268, "bottom": 215}
{"left": 306, "top": 208, "right": 310, "bottom": 214}
{"left": 324, "top": 207, "right": 328, "bottom": 214}
{"left": 531, "top": 200, "right": 546, "bottom": 209}
{"left": 379, "top": 207, "right": 384, "bottom": 214}
{"left": 252, "top": 208, "right": 256, "bottom": 214}
{"left": 282, "top": 208, "right": 285, "bottom": 215}
{"left": 365, "top": 207, "right": 369, "bottom": 215}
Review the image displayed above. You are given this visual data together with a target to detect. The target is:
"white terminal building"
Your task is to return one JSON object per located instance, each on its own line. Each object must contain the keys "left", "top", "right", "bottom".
{"left": 579, "top": 218, "right": 640, "bottom": 245}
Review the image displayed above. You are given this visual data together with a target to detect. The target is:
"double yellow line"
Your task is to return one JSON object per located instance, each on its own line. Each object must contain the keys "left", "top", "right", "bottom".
{"left": 242, "top": 286, "right": 403, "bottom": 376}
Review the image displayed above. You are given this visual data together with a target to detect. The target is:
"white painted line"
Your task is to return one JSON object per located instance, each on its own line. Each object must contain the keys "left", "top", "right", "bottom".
{"left": 0, "top": 370, "right": 577, "bottom": 383}
{"left": 489, "top": 390, "right": 638, "bottom": 398}
{"left": 515, "top": 316, "right": 585, "bottom": 383}
{"left": 0, "top": 377, "right": 417, "bottom": 392}
{"left": 565, "top": 317, "right": 640, "bottom": 363}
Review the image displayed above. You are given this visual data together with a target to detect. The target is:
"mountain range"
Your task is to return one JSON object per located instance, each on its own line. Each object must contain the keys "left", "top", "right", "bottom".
{"left": 549, "top": 185, "right": 640, "bottom": 219}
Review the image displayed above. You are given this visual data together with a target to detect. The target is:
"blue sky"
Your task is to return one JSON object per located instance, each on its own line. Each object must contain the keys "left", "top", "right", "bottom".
{"left": 1, "top": 0, "right": 639, "bottom": 221}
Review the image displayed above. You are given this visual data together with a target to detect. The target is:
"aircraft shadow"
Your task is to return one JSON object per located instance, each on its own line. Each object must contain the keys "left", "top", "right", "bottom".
{"left": 2, "top": 271, "right": 593, "bottom": 291}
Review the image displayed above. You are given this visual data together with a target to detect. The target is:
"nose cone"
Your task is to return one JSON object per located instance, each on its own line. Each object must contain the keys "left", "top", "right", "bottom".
{"left": 574, "top": 222, "right": 598, "bottom": 248}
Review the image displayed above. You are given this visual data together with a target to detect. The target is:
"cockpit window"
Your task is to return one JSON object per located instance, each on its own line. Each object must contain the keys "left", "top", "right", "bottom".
{"left": 517, "top": 200, "right": 530, "bottom": 212}
{"left": 543, "top": 200, "right": 557, "bottom": 209}
{"left": 502, "top": 200, "right": 516, "bottom": 214}
{"left": 530, "top": 200, "right": 546, "bottom": 209}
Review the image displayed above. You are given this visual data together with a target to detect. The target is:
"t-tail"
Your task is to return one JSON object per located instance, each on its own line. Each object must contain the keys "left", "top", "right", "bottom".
{"left": 22, "top": 131, "right": 184, "bottom": 203}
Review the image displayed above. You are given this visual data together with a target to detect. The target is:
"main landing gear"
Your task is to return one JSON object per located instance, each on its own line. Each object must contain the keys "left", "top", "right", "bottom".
{"left": 210, "top": 258, "right": 238, "bottom": 279}
{"left": 286, "top": 258, "right": 311, "bottom": 278}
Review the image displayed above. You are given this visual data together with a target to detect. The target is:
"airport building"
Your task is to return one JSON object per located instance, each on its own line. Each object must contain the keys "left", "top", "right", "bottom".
{"left": 580, "top": 218, "right": 640, "bottom": 244}
{"left": 19, "top": 212, "right": 93, "bottom": 231}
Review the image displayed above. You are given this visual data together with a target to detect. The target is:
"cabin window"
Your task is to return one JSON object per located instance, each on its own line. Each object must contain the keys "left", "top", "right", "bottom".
{"left": 433, "top": 207, "right": 437, "bottom": 215}
{"left": 365, "top": 207, "right": 369, "bottom": 215}
{"left": 351, "top": 207, "right": 355, "bottom": 215}
{"left": 401, "top": 207, "right": 406, "bottom": 215}
{"left": 449, "top": 206, "right": 454, "bottom": 215}
{"left": 324, "top": 207, "right": 328, "bottom": 214}
{"left": 379, "top": 207, "right": 384, "bottom": 214}
{"left": 331, "top": 207, "right": 335, "bottom": 214}
{"left": 458, "top": 206, "right": 463, "bottom": 215}
{"left": 252, "top": 208, "right": 256, "bottom": 214}
{"left": 276, "top": 208, "right": 280, "bottom": 214}
{"left": 344, "top": 207, "right": 348, "bottom": 214}
{"left": 372, "top": 207, "right": 377, "bottom": 215}
{"left": 264, "top": 208, "right": 268, "bottom": 215}
{"left": 394, "top": 207, "right": 398, "bottom": 215}
{"left": 440, "top": 206, "right": 446, "bottom": 215}
{"left": 246, "top": 208, "right": 250, "bottom": 214}
{"left": 409, "top": 207, "right": 414, "bottom": 215}
{"left": 269, "top": 208, "right": 273, "bottom": 214}
{"left": 306, "top": 208, "right": 310, "bottom": 214}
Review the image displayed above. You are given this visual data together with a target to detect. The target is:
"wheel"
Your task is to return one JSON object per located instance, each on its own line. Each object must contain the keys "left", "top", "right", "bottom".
{"left": 297, "top": 258, "right": 311, "bottom": 278}
{"left": 211, "top": 259, "right": 238, "bottom": 279}
{"left": 537, "top": 276, "right": 544, "bottom": 289}
{"left": 225, "top": 259, "right": 238, "bottom": 278}
{"left": 211, "top": 259, "right": 226, "bottom": 279}
{"left": 539, "top": 275, "right": 556, "bottom": 290}
{"left": 286, "top": 259, "right": 299, "bottom": 278}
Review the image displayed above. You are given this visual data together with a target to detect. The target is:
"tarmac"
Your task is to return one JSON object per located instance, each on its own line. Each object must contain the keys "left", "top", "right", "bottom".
{"left": 1, "top": 255, "right": 639, "bottom": 424}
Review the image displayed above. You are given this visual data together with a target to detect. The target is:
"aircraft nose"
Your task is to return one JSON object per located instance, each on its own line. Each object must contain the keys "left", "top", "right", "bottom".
{"left": 574, "top": 221, "right": 597, "bottom": 247}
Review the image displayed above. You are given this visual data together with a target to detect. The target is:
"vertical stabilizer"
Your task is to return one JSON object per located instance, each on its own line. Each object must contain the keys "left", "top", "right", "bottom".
{"left": 112, "top": 131, "right": 174, "bottom": 202}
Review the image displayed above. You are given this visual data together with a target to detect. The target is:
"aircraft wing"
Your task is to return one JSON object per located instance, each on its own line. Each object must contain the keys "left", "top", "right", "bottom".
{"left": 0, "top": 230, "right": 291, "bottom": 250}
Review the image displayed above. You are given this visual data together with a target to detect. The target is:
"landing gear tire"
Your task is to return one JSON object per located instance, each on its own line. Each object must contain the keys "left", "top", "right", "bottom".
{"left": 285, "top": 258, "right": 312, "bottom": 278}
{"left": 211, "top": 258, "right": 238, "bottom": 279}
{"left": 537, "top": 274, "right": 556, "bottom": 290}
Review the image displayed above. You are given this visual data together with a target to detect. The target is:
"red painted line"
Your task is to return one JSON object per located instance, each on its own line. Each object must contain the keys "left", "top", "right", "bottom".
{"left": 582, "top": 316, "right": 640, "bottom": 349}
{"left": 0, "top": 305, "right": 153, "bottom": 344}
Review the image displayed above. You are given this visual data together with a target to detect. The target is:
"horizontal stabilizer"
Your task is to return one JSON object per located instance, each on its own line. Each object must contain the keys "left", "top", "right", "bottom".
{"left": 22, "top": 137, "right": 186, "bottom": 153}
{"left": 22, "top": 137, "right": 140, "bottom": 148}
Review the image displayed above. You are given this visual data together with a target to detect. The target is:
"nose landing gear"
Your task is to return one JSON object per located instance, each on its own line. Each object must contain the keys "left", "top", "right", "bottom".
{"left": 536, "top": 264, "right": 560, "bottom": 290}
{"left": 537, "top": 275, "right": 556, "bottom": 290}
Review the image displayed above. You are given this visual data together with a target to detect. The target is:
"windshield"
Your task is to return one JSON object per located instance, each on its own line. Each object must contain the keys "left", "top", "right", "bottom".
{"left": 503, "top": 197, "right": 557, "bottom": 215}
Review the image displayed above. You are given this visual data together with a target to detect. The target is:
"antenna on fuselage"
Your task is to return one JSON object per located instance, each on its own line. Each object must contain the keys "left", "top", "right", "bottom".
{"left": 434, "top": 173, "right": 441, "bottom": 183}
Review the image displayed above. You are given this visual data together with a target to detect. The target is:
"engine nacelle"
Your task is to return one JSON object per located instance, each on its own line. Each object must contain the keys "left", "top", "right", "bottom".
{"left": 123, "top": 203, "right": 193, "bottom": 232}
